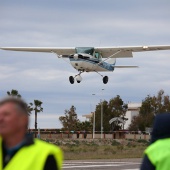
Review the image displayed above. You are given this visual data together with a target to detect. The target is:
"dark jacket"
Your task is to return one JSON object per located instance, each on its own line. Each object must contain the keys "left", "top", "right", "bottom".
{"left": 141, "top": 113, "right": 170, "bottom": 170}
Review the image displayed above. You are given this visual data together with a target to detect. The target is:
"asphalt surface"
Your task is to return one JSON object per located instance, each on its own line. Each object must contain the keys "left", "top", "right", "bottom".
{"left": 63, "top": 158, "right": 142, "bottom": 170}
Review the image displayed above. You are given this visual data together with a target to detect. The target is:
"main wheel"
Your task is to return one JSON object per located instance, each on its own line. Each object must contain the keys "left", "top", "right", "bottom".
{"left": 69, "top": 76, "right": 74, "bottom": 84}
{"left": 103, "top": 76, "right": 108, "bottom": 84}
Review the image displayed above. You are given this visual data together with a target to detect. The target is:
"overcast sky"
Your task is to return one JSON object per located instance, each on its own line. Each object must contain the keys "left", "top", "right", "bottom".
{"left": 0, "top": 0, "right": 170, "bottom": 129}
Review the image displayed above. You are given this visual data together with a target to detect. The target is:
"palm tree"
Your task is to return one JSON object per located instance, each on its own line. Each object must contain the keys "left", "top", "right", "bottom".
{"left": 7, "top": 90, "right": 33, "bottom": 116}
{"left": 7, "top": 89, "right": 21, "bottom": 98}
{"left": 27, "top": 103, "right": 33, "bottom": 116}
{"left": 29, "top": 100, "right": 43, "bottom": 137}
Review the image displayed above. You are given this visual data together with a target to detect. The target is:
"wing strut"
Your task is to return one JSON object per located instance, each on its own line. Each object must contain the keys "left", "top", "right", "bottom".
{"left": 51, "top": 51, "right": 70, "bottom": 64}
{"left": 98, "top": 50, "right": 121, "bottom": 65}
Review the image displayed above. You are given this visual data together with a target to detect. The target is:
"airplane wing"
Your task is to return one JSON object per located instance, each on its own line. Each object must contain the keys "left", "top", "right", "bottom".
{"left": 1, "top": 45, "right": 170, "bottom": 58}
{"left": 95, "top": 45, "right": 170, "bottom": 58}
{"left": 114, "top": 66, "right": 138, "bottom": 68}
{"left": 0, "top": 47, "right": 75, "bottom": 56}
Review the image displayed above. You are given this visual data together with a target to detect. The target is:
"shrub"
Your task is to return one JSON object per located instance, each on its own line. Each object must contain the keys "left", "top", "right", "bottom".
{"left": 111, "top": 140, "right": 120, "bottom": 146}
{"left": 112, "top": 150, "right": 117, "bottom": 154}
{"left": 72, "top": 140, "right": 80, "bottom": 145}
{"left": 117, "top": 145, "right": 124, "bottom": 151}
{"left": 137, "top": 139, "right": 149, "bottom": 144}
{"left": 103, "top": 146, "right": 117, "bottom": 154}
{"left": 55, "top": 140, "right": 62, "bottom": 146}
{"left": 90, "top": 146, "right": 98, "bottom": 152}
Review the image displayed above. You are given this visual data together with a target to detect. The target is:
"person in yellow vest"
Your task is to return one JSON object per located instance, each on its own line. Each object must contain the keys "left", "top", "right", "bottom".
{"left": 0, "top": 97, "right": 63, "bottom": 170}
{"left": 141, "top": 113, "right": 170, "bottom": 170}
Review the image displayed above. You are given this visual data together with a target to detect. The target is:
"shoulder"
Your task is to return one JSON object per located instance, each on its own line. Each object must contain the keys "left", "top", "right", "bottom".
{"left": 145, "top": 138, "right": 170, "bottom": 154}
{"left": 145, "top": 138, "right": 170, "bottom": 165}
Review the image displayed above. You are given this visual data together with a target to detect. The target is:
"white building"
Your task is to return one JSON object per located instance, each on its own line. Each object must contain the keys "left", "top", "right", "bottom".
{"left": 82, "top": 112, "right": 93, "bottom": 121}
{"left": 124, "top": 103, "right": 142, "bottom": 129}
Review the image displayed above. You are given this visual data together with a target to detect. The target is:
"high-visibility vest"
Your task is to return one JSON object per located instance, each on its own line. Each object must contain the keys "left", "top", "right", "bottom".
{"left": 145, "top": 138, "right": 170, "bottom": 170}
{"left": 0, "top": 137, "right": 63, "bottom": 170}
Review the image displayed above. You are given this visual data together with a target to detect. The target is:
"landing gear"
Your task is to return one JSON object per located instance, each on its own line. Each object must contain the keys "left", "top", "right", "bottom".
{"left": 69, "top": 71, "right": 109, "bottom": 84}
{"left": 95, "top": 71, "right": 109, "bottom": 84}
{"left": 69, "top": 76, "right": 74, "bottom": 84}
{"left": 69, "top": 72, "right": 83, "bottom": 84}
{"left": 103, "top": 76, "right": 108, "bottom": 84}
{"left": 75, "top": 75, "right": 82, "bottom": 83}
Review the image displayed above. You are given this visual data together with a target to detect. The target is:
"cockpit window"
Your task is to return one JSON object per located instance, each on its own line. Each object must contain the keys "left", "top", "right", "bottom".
{"left": 95, "top": 52, "right": 102, "bottom": 61}
{"left": 75, "top": 47, "right": 94, "bottom": 55}
{"left": 95, "top": 52, "right": 99, "bottom": 58}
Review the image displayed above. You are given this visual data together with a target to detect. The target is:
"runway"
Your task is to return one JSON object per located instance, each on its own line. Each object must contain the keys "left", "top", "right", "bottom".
{"left": 63, "top": 158, "right": 141, "bottom": 170}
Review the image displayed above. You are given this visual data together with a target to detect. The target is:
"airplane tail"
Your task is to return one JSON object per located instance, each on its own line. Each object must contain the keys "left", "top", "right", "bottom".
{"left": 105, "top": 58, "right": 116, "bottom": 65}
{"left": 105, "top": 58, "right": 138, "bottom": 68}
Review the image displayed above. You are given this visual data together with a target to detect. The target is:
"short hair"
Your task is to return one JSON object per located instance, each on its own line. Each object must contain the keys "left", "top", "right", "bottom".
{"left": 0, "top": 97, "right": 28, "bottom": 115}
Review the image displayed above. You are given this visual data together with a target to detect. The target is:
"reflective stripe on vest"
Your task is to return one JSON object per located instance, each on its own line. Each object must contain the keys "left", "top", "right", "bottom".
{"left": 145, "top": 138, "right": 170, "bottom": 170}
{"left": 0, "top": 137, "right": 63, "bottom": 170}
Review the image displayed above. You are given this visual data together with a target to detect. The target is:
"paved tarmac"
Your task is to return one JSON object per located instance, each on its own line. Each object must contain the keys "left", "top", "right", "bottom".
{"left": 63, "top": 158, "right": 142, "bottom": 170}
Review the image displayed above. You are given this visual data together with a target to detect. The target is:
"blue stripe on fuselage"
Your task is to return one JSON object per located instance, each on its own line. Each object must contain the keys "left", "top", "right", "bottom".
{"left": 69, "top": 58, "right": 114, "bottom": 71}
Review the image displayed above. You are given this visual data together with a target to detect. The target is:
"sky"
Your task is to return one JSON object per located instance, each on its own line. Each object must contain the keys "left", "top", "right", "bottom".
{"left": 0, "top": 0, "right": 170, "bottom": 129}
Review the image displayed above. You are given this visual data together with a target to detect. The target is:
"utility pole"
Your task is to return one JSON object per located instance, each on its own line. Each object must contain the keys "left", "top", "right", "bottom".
{"left": 101, "top": 89, "right": 104, "bottom": 139}
{"left": 101, "top": 99, "right": 103, "bottom": 139}
{"left": 93, "top": 111, "right": 95, "bottom": 139}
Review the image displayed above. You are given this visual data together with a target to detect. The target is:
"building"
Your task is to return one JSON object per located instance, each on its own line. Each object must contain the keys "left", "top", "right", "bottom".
{"left": 124, "top": 103, "right": 142, "bottom": 129}
{"left": 82, "top": 112, "right": 93, "bottom": 121}
{"left": 82, "top": 103, "right": 141, "bottom": 130}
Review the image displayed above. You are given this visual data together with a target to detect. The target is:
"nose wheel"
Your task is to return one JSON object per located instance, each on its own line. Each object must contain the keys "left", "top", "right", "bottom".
{"left": 69, "top": 72, "right": 83, "bottom": 84}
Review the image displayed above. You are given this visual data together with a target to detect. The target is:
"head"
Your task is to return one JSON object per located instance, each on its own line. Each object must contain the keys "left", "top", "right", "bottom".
{"left": 151, "top": 113, "right": 170, "bottom": 143}
{"left": 0, "top": 97, "right": 28, "bottom": 138}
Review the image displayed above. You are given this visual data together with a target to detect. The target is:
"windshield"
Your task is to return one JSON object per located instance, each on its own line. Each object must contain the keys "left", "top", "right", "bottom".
{"left": 75, "top": 47, "right": 94, "bottom": 55}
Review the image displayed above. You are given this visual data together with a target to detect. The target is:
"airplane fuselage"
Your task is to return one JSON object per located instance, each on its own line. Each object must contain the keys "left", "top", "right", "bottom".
{"left": 69, "top": 53, "right": 114, "bottom": 72}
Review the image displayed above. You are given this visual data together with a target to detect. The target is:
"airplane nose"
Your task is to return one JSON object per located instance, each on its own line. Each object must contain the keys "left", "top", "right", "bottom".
{"left": 74, "top": 54, "right": 79, "bottom": 60}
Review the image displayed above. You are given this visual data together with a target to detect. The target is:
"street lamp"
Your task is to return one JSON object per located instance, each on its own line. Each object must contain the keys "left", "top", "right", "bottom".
{"left": 92, "top": 94, "right": 96, "bottom": 139}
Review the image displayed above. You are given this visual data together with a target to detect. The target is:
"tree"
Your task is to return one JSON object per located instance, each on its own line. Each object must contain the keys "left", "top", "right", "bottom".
{"left": 6, "top": 89, "right": 43, "bottom": 133}
{"left": 27, "top": 103, "right": 34, "bottom": 116}
{"left": 129, "top": 90, "right": 170, "bottom": 131}
{"left": 76, "top": 121, "right": 93, "bottom": 132}
{"left": 7, "top": 89, "right": 32, "bottom": 115}
{"left": 7, "top": 89, "right": 21, "bottom": 98}
{"left": 94, "top": 95, "right": 128, "bottom": 131}
{"left": 59, "top": 106, "right": 80, "bottom": 131}
{"left": 128, "top": 113, "right": 154, "bottom": 131}
{"left": 29, "top": 100, "right": 43, "bottom": 135}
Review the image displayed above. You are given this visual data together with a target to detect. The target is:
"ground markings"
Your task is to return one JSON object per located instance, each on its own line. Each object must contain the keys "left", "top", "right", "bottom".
{"left": 63, "top": 161, "right": 141, "bottom": 169}
{"left": 122, "top": 169, "right": 139, "bottom": 170}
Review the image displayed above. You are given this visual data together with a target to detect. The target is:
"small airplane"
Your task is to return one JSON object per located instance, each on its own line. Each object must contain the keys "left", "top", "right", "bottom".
{"left": 1, "top": 45, "right": 170, "bottom": 84}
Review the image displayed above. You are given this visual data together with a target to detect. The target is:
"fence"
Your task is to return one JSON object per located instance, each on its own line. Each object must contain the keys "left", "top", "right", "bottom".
{"left": 28, "top": 129, "right": 151, "bottom": 140}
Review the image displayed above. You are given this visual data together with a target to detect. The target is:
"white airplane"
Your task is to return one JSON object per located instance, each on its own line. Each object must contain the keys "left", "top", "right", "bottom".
{"left": 1, "top": 45, "right": 170, "bottom": 84}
